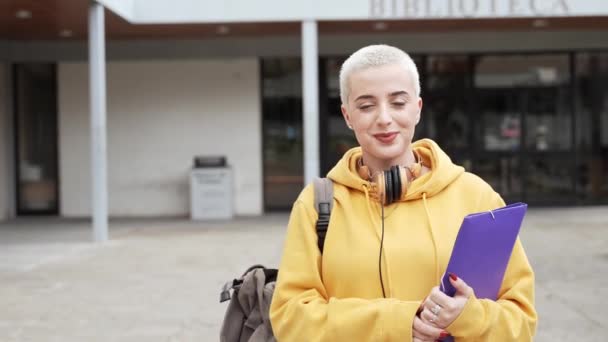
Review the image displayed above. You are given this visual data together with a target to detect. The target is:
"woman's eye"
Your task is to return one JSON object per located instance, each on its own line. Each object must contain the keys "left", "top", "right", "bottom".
{"left": 393, "top": 102, "right": 405, "bottom": 107}
{"left": 359, "top": 105, "right": 373, "bottom": 110}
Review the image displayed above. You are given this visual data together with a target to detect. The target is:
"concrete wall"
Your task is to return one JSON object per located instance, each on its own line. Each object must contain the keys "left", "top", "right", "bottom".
{"left": 58, "top": 59, "right": 262, "bottom": 217}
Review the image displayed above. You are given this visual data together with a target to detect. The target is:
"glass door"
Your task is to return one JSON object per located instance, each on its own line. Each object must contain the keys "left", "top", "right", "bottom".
{"left": 14, "top": 63, "right": 59, "bottom": 215}
{"left": 474, "top": 88, "right": 524, "bottom": 201}
{"left": 473, "top": 54, "right": 573, "bottom": 204}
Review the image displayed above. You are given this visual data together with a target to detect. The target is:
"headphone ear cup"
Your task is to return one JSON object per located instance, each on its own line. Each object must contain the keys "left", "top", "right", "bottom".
{"left": 392, "top": 166, "right": 401, "bottom": 202}
{"left": 398, "top": 166, "right": 408, "bottom": 197}
{"left": 384, "top": 169, "right": 393, "bottom": 206}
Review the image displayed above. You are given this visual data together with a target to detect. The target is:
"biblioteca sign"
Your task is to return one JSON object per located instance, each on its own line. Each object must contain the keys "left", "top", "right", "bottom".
{"left": 369, "top": 0, "right": 570, "bottom": 18}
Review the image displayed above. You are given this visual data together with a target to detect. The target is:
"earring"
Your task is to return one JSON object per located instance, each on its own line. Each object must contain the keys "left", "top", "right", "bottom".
{"left": 347, "top": 124, "right": 353, "bottom": 130}
{"left": 406, "top": 150, "right": 423, "bottom": 178}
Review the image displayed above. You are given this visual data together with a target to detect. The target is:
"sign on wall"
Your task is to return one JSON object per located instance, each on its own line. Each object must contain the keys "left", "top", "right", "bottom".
{"left": 99, "top": 0, "right": 606, "bottom": 24}
{"left": 369, "top": 0, "right": 570, "bottom": 19}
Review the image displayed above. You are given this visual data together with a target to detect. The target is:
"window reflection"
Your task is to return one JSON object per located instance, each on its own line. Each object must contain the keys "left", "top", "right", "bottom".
{"left": 575, "top": 53, "right": 608, "bottom": 202}
{"left": 262, "top": 59, "right": 303, "bottom": 211}
{"left": 474, "top": 156, "right": 521, "bottom": 198}
{"left": 475, "top": 55, "right": 570, "bottom": 88}
{"left": 524, "top": 87, "right": 572, "bottom": 151}
{"left": 325, "top": 58, "right": 358, "bottom": 173}
{"left": 423, "top": 56, "right": 471, "bottom": 152}
{"left": 477, "top": 91, "right": 521, "bottom": 151}
{"left": 475, "top": 54, "right": 571, "bottom": 152}
{"left": 526, "top": 157, "right": 574, "bottom": 203}
{"left": 15, "top": 64, "right": 59, "bottom": 214}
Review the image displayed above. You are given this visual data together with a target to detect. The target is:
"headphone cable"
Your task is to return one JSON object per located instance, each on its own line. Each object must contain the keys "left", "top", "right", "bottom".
{"left": 379, "top": 204, "right": 386, "bottom": 298}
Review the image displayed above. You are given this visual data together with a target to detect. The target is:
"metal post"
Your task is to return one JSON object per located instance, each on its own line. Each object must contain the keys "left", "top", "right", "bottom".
{"left": 89, "top": 1, "right": 108, "bottom": 242}
{"left": 301, "top": 20, "right": 320, "bottom": 185}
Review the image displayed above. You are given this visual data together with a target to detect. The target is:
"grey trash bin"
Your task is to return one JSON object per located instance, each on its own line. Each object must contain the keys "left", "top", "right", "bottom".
{"left": 190, "top": 156, "right": 233, "bottom": 220}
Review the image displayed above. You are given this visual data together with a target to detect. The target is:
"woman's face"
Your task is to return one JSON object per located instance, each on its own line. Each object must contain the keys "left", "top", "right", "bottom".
{"left": 341, "top": 63, "right": 423, "bottom": 165}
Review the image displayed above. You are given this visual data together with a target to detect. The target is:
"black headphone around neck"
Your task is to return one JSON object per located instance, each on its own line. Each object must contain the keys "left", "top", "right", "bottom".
{"left": 357, "top": 151, "right": 423, "bottom": 205}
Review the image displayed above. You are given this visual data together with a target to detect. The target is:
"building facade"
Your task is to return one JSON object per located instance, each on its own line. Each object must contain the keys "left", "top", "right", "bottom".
{"left": 1, "top": 0, "right": 607, "bottom": 222}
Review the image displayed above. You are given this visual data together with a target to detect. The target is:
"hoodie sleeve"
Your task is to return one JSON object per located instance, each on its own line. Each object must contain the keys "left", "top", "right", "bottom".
{"left": 269, "top": 199, "right": 422, "bottom": 342}
{"left": 446, "top": 191, "right": 538, "bottom": 341}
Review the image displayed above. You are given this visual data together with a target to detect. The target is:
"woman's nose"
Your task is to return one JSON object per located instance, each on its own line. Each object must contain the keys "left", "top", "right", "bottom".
{"left": 376, "top": 104, "right": 392, "bottom": 125}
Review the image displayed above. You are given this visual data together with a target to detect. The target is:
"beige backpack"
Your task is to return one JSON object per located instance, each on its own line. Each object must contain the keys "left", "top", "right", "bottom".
{"left": 219, "top": 178, "right": 334, "bottom": 342}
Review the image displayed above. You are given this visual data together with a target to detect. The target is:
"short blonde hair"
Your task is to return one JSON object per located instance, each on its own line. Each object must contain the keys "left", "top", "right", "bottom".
{"left": 339, "top": 44, "right": 421, "bottom": 104}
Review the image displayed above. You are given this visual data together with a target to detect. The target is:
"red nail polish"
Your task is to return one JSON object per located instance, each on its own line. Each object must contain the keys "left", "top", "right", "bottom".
{"left": 440, "top": 331, "right": 450, "bottom": 338}
{"left": 449, "top": 272, "right": 458, "bottom": 281}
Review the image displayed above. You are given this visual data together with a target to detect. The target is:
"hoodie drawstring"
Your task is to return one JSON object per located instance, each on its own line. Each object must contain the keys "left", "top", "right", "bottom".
{"left": 362, "top": 183, "right": 380, "bottom": 233}
{"left": 422, "top": 193, "right": 441, "bottom": 284}
{"left": 363, "top": 183, "right": 391, "bottom": 297}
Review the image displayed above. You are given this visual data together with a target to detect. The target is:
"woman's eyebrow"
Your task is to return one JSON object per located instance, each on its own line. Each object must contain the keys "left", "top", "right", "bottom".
{"left": 354, "top": 94, "right": 376, "bottom": 102}
{"left": 389, "top": 91, "right": 409, "bottom": 97}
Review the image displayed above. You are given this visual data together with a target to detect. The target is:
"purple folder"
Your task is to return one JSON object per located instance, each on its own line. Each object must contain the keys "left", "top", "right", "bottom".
{"left": 440, "top": 202, "right": 527, "bottom": 299}
{"left": 439, "top": 203, "right": 527, "bottom": 342}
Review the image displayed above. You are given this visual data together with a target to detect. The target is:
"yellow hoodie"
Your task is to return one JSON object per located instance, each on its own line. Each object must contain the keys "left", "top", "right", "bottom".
{"left": 269, "top": 139, "right": 537, "bottom": 341}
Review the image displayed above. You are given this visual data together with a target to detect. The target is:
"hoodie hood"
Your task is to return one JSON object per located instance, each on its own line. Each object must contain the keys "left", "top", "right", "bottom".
{"left": 327, "top": 138, "right": 464, "bottom": 201}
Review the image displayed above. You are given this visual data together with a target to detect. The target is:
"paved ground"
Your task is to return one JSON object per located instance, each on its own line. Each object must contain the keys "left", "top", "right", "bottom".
{"left": 0, "top": 207, "right": 607, "bottom": 341}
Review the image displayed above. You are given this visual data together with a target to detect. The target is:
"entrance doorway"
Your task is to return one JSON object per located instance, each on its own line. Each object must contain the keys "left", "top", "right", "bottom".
{"left": 13, "top": 63, "right": 59, "bottom": 215}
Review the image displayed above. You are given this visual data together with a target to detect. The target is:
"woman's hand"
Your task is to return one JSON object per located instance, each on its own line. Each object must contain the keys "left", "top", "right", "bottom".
{"left": 412, "top": 315, "right": 449, "bottom": 341}
{"left": 420, "top": 273, "right": 474, "bottom": 330}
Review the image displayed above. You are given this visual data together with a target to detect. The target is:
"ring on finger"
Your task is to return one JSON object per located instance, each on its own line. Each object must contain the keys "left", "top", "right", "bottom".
{"left": 431, "top": 304, "right": 441, "bottom": 316}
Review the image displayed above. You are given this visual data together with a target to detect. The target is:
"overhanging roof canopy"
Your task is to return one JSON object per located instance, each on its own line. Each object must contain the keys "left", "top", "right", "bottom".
{"left": 2, "top": 0, "right": 608, "bottom": 41}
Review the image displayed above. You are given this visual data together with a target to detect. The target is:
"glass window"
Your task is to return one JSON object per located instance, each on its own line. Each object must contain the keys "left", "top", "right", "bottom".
{"left": 475, "top": 54, "right": 571, "bottom": 152}
{"left": 476, "top": 90, "right": 522, "bottom": 151}
{"left": 475, "top": 55, "right": 570, "bottom": 88}
{"left": 422, "top": 56, "right": 471, "bottom": 152}
{"left": 575, "top": 53, "right": 608, "bottom": 202}
{"left": 524, "top": 87, "right": 572, "bottom": 151}
{"left": 575, "top": 53, "right": 608, "bottom": 150}
{"left": 576, "top": 157, "right": 608, "bottom": 203}
{"left": 525, "top": 157, "right": 575, "bottom": 204}
{"left": 426, "top": 55, "right": 470, "bottom": 91}
{"left": 324, "top": 57, "right": 358, "bottom": 173}
{"left": 261, "top": 59, "right": 303, "bottom": 211}
{"left": 15, "top": 64, "right": 59, "bottom": 214}
{"left": 474, "top": 156, "right": 522, "bottom": 198}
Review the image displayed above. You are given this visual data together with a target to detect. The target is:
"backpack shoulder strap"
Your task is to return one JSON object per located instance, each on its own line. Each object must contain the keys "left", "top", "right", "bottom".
{"left": 313, "top": 177, "right": 334, "bottom": 254}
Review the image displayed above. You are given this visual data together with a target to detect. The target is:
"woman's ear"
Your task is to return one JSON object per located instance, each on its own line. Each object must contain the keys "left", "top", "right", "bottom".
{"left": 415, "top": 97, "right": 423, "bottom": 125}
{"left": 341, "top": 105, "right": 353, "bottom": 129}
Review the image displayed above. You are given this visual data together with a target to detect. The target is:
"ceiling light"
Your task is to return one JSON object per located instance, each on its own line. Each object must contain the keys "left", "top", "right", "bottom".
{"left": 15, "top": 9, "right": 32, "bottom": 19}
{"left": 373, "top": 22, "right": 388, "bottom": 31}
{"left": 216, "top": 25, "right": 230, "bottom": 35}
{"left": 532, "top": 19, "right": 548, "bottom": 28}
{"left": 59, "top": 29, "right": 73, "bottom": 38}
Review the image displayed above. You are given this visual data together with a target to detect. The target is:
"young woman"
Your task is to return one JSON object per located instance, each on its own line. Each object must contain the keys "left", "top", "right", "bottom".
{"left": 269, "top": 45, "right": 537, "bottom": 341}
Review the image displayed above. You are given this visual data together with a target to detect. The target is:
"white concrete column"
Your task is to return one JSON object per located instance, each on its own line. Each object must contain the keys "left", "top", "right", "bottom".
{"left": 301, "top": 20, "right": 320, "bottom": 185}
{"left": 89, "top": 1, "right": 108, "bottom": 242}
